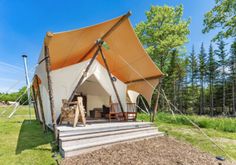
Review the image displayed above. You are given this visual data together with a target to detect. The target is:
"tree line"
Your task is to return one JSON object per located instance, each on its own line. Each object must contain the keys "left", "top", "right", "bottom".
{"left": 135, "top": 0, "right": 235, "bottom": 116}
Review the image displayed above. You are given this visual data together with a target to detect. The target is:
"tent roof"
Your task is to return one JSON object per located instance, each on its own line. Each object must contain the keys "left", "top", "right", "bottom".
{"left": 40, "top": 12, "right": 163, "bottom": 84}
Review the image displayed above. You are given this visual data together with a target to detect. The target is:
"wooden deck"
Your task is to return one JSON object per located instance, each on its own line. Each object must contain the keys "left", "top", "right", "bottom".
{"left": 57, "top": 121, "right": 164, "bottom": 157}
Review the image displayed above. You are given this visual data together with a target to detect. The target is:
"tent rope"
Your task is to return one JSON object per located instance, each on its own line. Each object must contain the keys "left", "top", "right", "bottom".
{"left": 115, "top": 52, "right": 234, "bottom": 162}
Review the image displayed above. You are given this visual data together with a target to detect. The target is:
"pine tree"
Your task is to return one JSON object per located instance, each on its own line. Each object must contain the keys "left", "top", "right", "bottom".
{"left": 229, "top": 40, "right": 236, "bottom": 115}
{"left": 215, "top": 39, "right": 228, "bottom": 113}
{"left": 188, "top": 45, "right": 198, "bottom": 111}
{"left": 207, "top": 43, "right": 217, "bottom": 116}
{"left": 189, "top": 46, "right": 198, "bottom": 88}
{"left": 199, "top": 43, "right": 207, "bottom": 114}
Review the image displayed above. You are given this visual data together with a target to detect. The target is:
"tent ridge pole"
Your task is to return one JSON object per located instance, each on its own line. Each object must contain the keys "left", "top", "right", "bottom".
{"left": 77, "top": 11, "right": 131, "bottom": 63}
{"left": 44, "top": 45, "right": 57, "bottom": 139}
{"left": 98, "top": 45, "right": 126, "bottom": 120}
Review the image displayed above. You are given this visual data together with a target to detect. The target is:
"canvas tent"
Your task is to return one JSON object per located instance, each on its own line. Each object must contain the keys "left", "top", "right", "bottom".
{"left": 32, "top": 12, "right": 163, "bottom": 130}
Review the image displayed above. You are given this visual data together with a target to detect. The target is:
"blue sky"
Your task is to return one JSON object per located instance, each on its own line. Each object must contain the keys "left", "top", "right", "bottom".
{"left": 0, "top": 0, "right": 228, "bottom": 92}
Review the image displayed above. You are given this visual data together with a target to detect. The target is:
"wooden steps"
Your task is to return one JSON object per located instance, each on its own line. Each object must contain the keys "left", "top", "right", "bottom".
{"left": 58, "top": 122, "right": 163, "bottom": 158}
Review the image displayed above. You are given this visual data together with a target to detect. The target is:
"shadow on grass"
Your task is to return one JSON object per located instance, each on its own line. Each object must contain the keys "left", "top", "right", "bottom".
{"left": 15, "top": 120, "right": 53, "bottom": 154}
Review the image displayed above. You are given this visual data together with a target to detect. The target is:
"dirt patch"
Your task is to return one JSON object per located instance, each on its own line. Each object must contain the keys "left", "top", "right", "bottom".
{"left": 61, "top": 136, "right": 234, "bottom": 165}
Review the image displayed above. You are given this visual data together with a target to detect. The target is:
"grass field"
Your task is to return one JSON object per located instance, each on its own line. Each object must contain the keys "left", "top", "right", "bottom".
{"left": 0, "top": 106, "right": 56, "bottom": 165}
{"left": 1, "top": 106, "right": 235, "bottom": 164}
{"left": 138, "top": 112, "right": 236, "bottom": 161}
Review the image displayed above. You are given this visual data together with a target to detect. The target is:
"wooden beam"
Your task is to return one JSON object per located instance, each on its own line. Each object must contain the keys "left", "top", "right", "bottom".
{"left": 31, "top": 85, "right": 39, "bottom": 120}
{"left": 99, "top": 46, "right": 126, "bottom": 120}
{"left": 77, "top": 11, "right": 131, "bottom": 63}
{"left": 125, "top": 75, "right": 163, "bottom": 84}
{"left": 68, "top": 46, "right": 101, "bottom": 102}
{"left": 36, "top": 77, "right": 47, "bottom": 131}
{"left": 151, "top": 78, "right": 162, "bottom": 122}
{"left": 44, "top": 45, "right": 57, "bottom": 139}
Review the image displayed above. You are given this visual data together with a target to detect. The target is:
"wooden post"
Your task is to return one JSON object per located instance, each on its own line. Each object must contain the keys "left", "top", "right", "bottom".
{"left": 69, "top": 46, "right": 101, "bottom": 102}
{"left": 32, "top": 85, "right": 39, "bottom": 120}
{"left": 98, "top": 45, "right": 126, "bottom": 120}
{"left": 36, "top": 76, "right": 47, "bottom": 131}
{"left": 152, "top": 78, "right": 162, "bottom": 122}
{"left": 44, "top": 45, "right": 57, "bottom": 139}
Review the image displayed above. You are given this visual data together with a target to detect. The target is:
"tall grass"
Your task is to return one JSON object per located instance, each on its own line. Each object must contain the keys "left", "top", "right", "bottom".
{"left": 138, "top": 112, "right": 236, "bottom": 133}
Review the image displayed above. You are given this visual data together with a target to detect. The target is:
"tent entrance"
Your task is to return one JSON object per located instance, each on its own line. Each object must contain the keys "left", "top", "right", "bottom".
{"left": 73, "top": 75, "right": 110, "bottom": 119}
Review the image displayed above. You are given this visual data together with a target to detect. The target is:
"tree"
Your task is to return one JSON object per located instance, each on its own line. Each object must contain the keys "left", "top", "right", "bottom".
{"left": 188, "top": 45, "right": 198, "bottom": 111}
{"left": 135, "top": 5, "right": 190, "bottom": 114}
{"left": 199, "top": 43, "right": 207, "bottom": 114}
{"left": 135, "top": 5, "right": 190, "bottom": 71}
{"left": 189, "top": 46, "right": 198, "bottom": 89}
{"left": 215, "top": 39, "right": 228, "bottom": 113}
{"left": 229, "top": 40, "right": 236, "bottom": 115}
{"left": 203, "top": 0, "right": 236, "bottom": 41}
{"left": 207, "top": 43, "right": 217, "bottom": 116}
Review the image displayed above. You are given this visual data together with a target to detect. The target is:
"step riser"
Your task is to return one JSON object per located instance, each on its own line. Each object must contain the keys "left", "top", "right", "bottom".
{"left": 59, "top": 124, "right": 153, "bottom": 137}
{"left": 60, "top": 129, "right": 159, "bottom": 148}
{"left": 63, "top": 132, "right": 163, "bottom": 152}
{"left": 63, "top": 134, "right": 163, "bottom": 158}
{"left": 60, "top": 127, "right": 157, "bottom": 141}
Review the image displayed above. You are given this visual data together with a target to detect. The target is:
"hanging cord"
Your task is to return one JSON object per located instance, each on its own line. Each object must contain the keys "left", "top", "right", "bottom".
{"left": 158, "top": 88, "right": 234, "bottom": 161}
{"left": 116, "top": 52, "right": 234, "bottom": 162}
{"left": 140, "top": 96, "right": 150, "bottom": 114}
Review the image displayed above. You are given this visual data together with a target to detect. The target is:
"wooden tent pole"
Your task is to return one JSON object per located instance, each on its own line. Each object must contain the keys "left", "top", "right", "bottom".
{"left": 31, "top": 85, "right": 39, "bottom": 120}
{"left": 78, "top": 11, "right": 131, "bottom": 63}
{"left": 44, "top": 45, "right": 57, "bottom": 139}
{"left": 98, "top": 45, "right": 126, "bottom": 120}
{"left": 69, "top": 46, "right": 101, "bottom": 102}
{"left": 151, "top": 78, "right": 162, "bottom": 122}
{"left": 36, "top": 76, "right": 47, "bottom": 131}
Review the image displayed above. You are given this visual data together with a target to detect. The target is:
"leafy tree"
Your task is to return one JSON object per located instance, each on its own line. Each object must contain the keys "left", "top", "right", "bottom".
{"left": 215, "top": 39, "right": 228, "bottom": 113}
{"left": 203, "top": 0, "right": 236, "bottom": 41}
{"left": 207, "top": 43, "right": 217, "bottom": 116}
{"left": 0, "top": 86, "right": 28, "bottom": 105}
{"left": 199, "top": 43, "right": 207, "bottom": 114}
{"left": 135, "top": 5, "right": 190, "bottom": 112}
{"left": 135, "top": 5, "right": 190, "bottom": 71}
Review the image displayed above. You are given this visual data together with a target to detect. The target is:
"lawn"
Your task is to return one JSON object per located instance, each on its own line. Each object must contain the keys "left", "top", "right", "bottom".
{"left": 1, "top": 106, "right": 235, "bottom": 164}
{"left": 0, "top": 106, "right": 56, "bottom": 165}
{"left": 138, "top": 112, "right": 236, "bottom": 161}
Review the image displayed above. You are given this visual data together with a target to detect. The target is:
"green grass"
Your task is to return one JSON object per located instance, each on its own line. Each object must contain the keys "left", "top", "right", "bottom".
{"left": 0, "top": 106, "right": 56, "bottom": 165}
{"left": 1, "top": 106, "right": 235, "bottom": 164}
{"left": 138, "top": 112, "right": 236, "bottom": 161}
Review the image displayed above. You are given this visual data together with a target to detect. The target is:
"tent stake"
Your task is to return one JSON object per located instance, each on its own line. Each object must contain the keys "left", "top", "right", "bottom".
{"left": 98, "top": 45, "right": 126, "bottom": 120}
{"left": 44, "top": 45, "right": 57, "bottom": 139}
{"left": 69, "top": 46, "right": 101, "bottom": 102}
{"left": 36, "top": 76, "right": 47, "bottom": 132}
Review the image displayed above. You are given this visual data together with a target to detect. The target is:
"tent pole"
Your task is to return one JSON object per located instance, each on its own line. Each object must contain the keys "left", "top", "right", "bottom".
{"left": 98, "top": 45, "right": 126, "bottom": 120}
{"left": 68, "top": 46, "right": 101, "bottom": 102}
{"left": 78, "top": 11, "right": 131, "bottom": 63}
{"left": 36, "top": 77, "right": 47, "bottom": 131}
{"left": 31, "top": 85, "right": 39, "bottom": 120}
{"left": 151, "top": 78, "right": 162, "bottom": 122}
{"left": 44, "top": 45, "right": 57, "bottom": 138}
